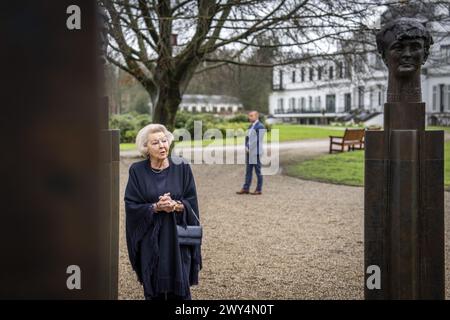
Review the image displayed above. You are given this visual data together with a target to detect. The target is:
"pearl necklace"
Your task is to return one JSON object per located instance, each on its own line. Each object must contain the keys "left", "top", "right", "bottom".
{"left": 149, "top": 159, "right": 168, "bottom": 173}
{"left": 151, "top": 167, "right": 164, "bottom": 174}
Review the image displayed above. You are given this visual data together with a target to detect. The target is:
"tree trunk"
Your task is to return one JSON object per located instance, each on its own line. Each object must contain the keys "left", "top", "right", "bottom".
{"left": 149, "top": 71, "right": 181, "bottom": 131}
{"left": 149, "top": 60, "right": 199, "bottom": 131}
{"left": 152, "top": 92, "right": 180, "bottom": 131}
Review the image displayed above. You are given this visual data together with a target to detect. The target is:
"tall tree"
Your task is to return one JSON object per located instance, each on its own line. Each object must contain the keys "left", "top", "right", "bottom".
{"left": 237, "top": 35, "right": 278, "bottom": 113}
{"left": 102, "top": 0, "right": 399, "bottom": 130}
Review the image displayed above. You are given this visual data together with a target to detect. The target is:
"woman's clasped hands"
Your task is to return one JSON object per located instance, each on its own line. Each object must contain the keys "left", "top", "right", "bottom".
{"left": 154, "top": 192, "right": 183, "bottom": 213}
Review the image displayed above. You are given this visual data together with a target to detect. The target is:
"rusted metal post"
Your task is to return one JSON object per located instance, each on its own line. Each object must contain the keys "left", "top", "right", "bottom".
{"left": 0, "top": 1, "right": 119, "bottom": 299}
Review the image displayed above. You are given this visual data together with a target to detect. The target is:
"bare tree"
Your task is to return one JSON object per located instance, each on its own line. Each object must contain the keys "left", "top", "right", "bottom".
{"left": 101, "top": 0, "right": 412, "bottom": 129}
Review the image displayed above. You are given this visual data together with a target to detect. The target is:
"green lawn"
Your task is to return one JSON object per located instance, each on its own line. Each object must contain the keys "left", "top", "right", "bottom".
{"left": 285, "top": 150, "right": 365, "bottom": 187}
{"left": 285, "top": 140, "right": 450, "bottom": 189}
{"left": 120, "top": 143, "right": 137, "bottom": 151}
{"left": 271, "top": 124, "right": 346, "bottom": 142}
{"left": 120, "top": 124, "right": 348, "bottom": 151}
{"left": 428, "top": 126, "right": 450, "bottom": 133}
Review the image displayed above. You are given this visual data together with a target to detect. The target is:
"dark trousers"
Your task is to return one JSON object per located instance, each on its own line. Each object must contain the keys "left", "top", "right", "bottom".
{"left": 243, "top": 154, "right": 262, "bottom": 191}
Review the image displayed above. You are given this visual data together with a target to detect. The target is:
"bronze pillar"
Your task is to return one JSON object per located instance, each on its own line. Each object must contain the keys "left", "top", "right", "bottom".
{"left": 364, "top": 18, "right": 444, "bottom": 299}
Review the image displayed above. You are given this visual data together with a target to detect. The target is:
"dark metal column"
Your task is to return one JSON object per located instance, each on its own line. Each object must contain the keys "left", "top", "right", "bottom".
{"left": 365, "top": 18, "right": 444, "bottom": 300}
{"left": 365, "top": 100, "right": 444, "bottom": 300}
{"left": 0, "top": 1, "right": 120, "bottom": 299}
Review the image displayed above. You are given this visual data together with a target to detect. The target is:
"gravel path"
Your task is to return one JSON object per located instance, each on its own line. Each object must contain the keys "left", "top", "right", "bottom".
{"left": 118, "top": 155, "right": 450, "bottom": 300}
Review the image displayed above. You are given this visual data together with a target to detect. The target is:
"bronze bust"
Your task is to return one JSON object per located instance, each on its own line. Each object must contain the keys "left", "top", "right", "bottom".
{"left": 376, "top": 18, "right": 433, "bottom": 103}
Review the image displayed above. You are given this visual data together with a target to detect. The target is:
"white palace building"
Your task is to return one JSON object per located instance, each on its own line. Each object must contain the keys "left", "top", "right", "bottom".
{"left": 179, "top": 94, "right": 243, "bottom": 114}
{"left": 268, "top": 4, "right": 450, "bottom": 126}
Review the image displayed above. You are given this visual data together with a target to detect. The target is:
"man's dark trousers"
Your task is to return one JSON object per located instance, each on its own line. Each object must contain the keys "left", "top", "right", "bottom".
{"left": 243, "top": 154, "right": 262, "bottom": 192}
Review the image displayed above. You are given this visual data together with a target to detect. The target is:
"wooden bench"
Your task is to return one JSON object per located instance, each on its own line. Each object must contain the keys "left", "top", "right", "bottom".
{"left": 329, "top": 128, "right": 365, "bottom": 153}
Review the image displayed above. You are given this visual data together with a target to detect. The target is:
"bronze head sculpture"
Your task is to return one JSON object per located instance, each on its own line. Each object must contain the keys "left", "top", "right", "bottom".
{"left": 376, "top": 18, "right": 433, "bottom": 103}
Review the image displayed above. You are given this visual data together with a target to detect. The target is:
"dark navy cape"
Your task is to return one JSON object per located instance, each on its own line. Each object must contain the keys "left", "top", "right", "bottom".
{"left": 124, "top": 156, "right": 202, "bottom": 299}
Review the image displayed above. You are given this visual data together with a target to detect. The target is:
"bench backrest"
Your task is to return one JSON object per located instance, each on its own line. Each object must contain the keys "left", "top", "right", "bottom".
{"left": 343, "top": 128, "right": 365, "bottom": 141}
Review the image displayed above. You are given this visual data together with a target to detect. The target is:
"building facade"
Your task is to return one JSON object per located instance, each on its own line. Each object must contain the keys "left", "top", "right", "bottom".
{"left": 268, "top": 5, "right": 450, "bottom": 126}
{"left": 179, "top": 94, "right": 244, "bottom": 114}
{"left": 269, "top": 57, "right": 388, "bottom": 125}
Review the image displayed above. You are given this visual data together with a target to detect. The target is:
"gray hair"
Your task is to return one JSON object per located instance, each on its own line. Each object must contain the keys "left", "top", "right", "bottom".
{"left": 135, "top": 123, "right": 174, "bottom": 158}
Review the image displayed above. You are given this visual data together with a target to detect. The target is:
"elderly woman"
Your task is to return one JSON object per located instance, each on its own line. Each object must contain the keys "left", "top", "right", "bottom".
{"left": 124, "top": 123, "right": 202, "bottom": 300}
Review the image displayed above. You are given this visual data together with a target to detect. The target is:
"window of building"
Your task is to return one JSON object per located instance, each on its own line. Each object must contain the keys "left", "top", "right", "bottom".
{"left": 358, "top": 86, "right": 365, "bottom": 109}
{"left": 446, "top": 85, "right": 450, "bottom": 111}
{"left": 301, "top": 97, "right": 306, "bottom": 110}
{"left": 278, "top": 98, "right": 284, "bottom": 112}
{"left": 301, "top": 67, "right": 305, "bottom": 82}
{"left": 279, "top": 69, "right": 284, "bottom": 88}
{"left": 309, "top": 67, "right": 314, "bottom": 81}
{"left": 308, "top": 96, "right": 313, "bottom": 110}
{"left": 326, "top": 94, "right": 336, "bottom": 113}
{"left": 355, "top": 55, "right": 365, "bottom": 73}
{"left": 192, "top": 106, "right": 197, "bottom": 112}
{"left": 289, "top": 97, "right": 296, "bottom": 111}
{"left": 378, "top": 87, "right": 384, "bottom": 106}
{"left": 315, "top": 96, "right": 321, "bottom": 110}
{"left": 329, "top": 66, "right": 334, "bottom": 80}
{"left": 344, "top": 93, "right": 351, "bottom": 112}
{"left": 345, "top": 60, "right": 352, "bottom": 78}
{"left": 318, "top": 66, "right": 322, "bottom": 80}
{"left": 337, "top": 62, "right": 343, "bottom": 78}
{"left": 292, "top": 70, "right": 296, "bottom": 83}
{"left": 432, "top": 86, "right": 437, "bottom": 111}
{"left": 441, "top": 45, "right": 450, "bottom": 64}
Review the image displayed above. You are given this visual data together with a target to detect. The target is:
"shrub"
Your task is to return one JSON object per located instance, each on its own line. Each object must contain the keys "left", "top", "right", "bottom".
{"left": 214, "top": 122, "right": 248, "bottom": 137}
{"left": 124, "top": 129, "right": 138, "bottom": 143}
{"left": 259, "top": 114, "right": 267, "bottom": 124}
{"left": 228, "top": 113, "right": 248, "bottom": 123}
{"left": 174, "top": 111, "right": 191, "bottom": 129}
{"left": 263, "top": 121, "right": 272, "bottom": 132}
{"left": 184, "top": 117, "right": 217, "bottom": 137}
{"left": 134, "top": 114, "right": 152, "bottom": 130}
{"left": 177, "top": 112, "right": 224, "bottom": 137}
{"left": 110, "top": 114, "right": 136, "bottom": 143}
